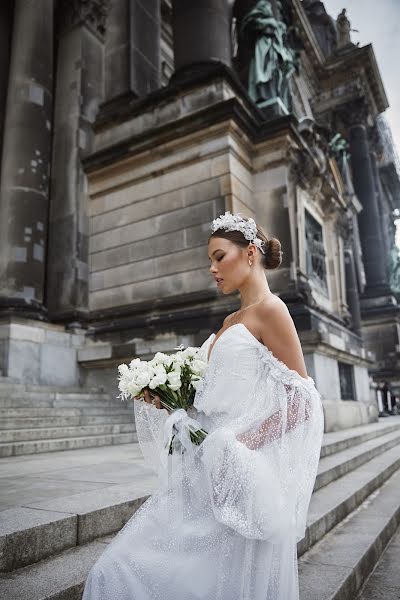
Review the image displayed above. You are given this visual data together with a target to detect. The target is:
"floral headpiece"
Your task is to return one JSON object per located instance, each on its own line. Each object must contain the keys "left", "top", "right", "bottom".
{"left": 211, "top": 211, "right": 266, "bottom": 254}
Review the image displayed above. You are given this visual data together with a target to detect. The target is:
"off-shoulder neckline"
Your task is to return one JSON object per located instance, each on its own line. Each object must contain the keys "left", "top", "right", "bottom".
{"left": 207, "top": 322, "right": 314, "bottom": 385}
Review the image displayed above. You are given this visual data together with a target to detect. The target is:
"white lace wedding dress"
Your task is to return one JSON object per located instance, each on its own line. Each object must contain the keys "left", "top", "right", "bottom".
{"left": 82, "top": 323, "right": 324, "bottom": 600}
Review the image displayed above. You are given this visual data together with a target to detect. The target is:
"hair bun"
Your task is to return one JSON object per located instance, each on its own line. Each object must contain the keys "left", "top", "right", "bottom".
{"left": 264, "top": 238, "right": 282, "bottom": 270}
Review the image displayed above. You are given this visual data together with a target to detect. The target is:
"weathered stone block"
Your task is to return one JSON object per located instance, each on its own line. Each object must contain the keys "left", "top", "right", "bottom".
{"left": 40, "top": 345, "right": 78, "bottom": 386}
{"left": 8, "top": 340, "right": 40, "bottom": 383}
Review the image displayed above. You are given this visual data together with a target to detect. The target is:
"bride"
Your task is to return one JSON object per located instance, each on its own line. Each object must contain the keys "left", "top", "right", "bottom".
{"left": 82, "top": 212, "right": 324, "bottom": 600}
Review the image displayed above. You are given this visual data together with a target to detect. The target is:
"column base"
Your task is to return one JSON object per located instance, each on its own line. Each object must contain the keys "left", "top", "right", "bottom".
{"left": 0, "top": 317, "right": 85, "bottom": 386}
{"left": 0, "top": 298, "right": 48, "bottom": 321}
{"left": 169, "top": 61, "right": 235, "bottom": 87}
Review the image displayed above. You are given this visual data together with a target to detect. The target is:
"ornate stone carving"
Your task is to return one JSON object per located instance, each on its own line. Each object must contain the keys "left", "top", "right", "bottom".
{"left": 334, "top": 210, "right": 353, "bottom": 244}
{"left": 296, "top": 276, "right": 317, "bottom": 308}
{"left": 58, "top": 0, "right": 110, "bottom": 39}
{"left": 289, "top": 117, "right": 329, "bottom": 194}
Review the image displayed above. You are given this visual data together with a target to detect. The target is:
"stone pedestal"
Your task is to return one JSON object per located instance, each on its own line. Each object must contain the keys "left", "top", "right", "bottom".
{"left": 0, "top": 0, "right": 53, "bottom": 318}
{"left": 0, "top": 318, "right": 85, "bottom": 386}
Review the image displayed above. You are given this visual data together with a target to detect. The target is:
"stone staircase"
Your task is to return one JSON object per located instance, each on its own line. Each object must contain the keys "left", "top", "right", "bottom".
{"left": 0, "top": 380, "right": 137, "bottom": 457}
{"left": 0, "top": 417, "right": 400, "bottom": 599}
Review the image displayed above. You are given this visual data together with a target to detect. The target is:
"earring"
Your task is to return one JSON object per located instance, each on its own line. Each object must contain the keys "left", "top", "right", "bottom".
{"left": 248, "top": 259, "right": 253, "bottom": 266}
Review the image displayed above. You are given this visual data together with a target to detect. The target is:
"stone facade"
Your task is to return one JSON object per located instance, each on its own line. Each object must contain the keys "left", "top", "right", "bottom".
{"left": 0, "top": 0, "right": 399, "bottom": 431}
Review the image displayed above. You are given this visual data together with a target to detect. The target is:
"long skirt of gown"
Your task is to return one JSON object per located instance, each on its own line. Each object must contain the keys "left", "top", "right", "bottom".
{"left": 82, "top": 441, "right": 300, "bottom": 600}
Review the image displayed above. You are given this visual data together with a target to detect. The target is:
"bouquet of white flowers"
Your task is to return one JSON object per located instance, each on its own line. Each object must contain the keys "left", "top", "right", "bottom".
{"left": 117, "top": 344, "right": 209, "bottom": 454}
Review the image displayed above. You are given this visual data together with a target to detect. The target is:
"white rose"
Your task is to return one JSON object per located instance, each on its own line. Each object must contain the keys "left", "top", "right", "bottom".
{"left": 128, "top": 358, "right": 141, "bottom": 369}
{"left": 134, "top": 368, "right": 151, "bottom": 388}
{"left": 151, "top": 352, "right": 172, "bottom": 366}
{"left": 118, "top": 363, "right": 130, "bottom": 376}
{"left": 167, "top": 370, "right": 181, "bottom": 391}
{"left": 181, "top": 346, "right": 198, "bottom": 360}
{"left": 135, "top": 360, "right": 151, "bottom": 372}
{"left": 127, "top": 381, "right": 143, "bottom": 397}
{"left": 190, "top": 358, "right": 207, "bottom": 376}
{"left": 149, "top": 370, "right": 168, "bottom": 389}
{"left": 152, "top": 363, "right": 167, "bottom": 376}
{"left": 172, "top": 352, "right": 185, "bottom": 367}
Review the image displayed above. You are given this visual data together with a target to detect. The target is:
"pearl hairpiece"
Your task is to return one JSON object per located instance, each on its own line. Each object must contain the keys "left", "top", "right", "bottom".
{"left": 211, "top": 211, "right": 266, "bottom": 254}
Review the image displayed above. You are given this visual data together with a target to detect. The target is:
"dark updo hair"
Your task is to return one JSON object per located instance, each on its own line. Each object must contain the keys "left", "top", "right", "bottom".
{"left": 208, "top": 217, "right": 283, "bottom": 270}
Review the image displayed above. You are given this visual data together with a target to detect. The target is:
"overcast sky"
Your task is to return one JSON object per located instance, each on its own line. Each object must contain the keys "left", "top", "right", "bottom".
{"left": 322, "top": 0, "right": 400, "bottom": 245}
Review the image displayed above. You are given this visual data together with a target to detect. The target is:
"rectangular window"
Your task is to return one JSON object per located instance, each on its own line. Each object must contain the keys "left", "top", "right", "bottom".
{"left": 305, "top": 209, "right": 328, "bottom": 296}
{"left": 338, "top": 361, "right": 356, "bottom": 401}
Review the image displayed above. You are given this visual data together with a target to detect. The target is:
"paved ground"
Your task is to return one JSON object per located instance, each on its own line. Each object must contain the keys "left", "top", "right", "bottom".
{"left": 0, "top": 443, "right": 156, "bottom": 511}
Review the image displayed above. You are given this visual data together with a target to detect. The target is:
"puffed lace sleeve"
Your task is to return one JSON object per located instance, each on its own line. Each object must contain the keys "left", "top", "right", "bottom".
{"left": 199, "top": 345, "right": 325, "bottom": 543}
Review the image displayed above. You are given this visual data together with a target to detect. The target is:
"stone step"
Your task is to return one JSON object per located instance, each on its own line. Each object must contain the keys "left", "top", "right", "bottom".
{"left": 0, "top": 414, "right": 135, "bottom": 429}
{"left": 0, "top": 534, "right": 119, "bottom": 600}
{"left": 52, "top": 400, "right": 124, "bottom": 409}
{"left": 0, "top": 383, "right": 105, "bottom": 394}
{"left": 315, "top": 427, "right": 400, "bottom": 491}
{"left": 297, "top": 439, "right": 400, "bottom": 558}
{"left": 0, "top": 431, "right": 138, "bottom": 458}
{"left": 0, "top": 423, "right": 136, "bottom": 443}
{"left": 320, "top": 419, "right": 400, "bottom": 458}
{"left": 0, "top": 391, "right": 112, "bottom": 403}
{"left": 298, "top": 469, "right": 400, "bottom": 600}
{"left": 2, "top": 422, "right": 400, "bottom": 574}
{"left": 355, "top": 522, "right": 400, "bottom": 599}
{"left": 0, "top": 406, "right": 132, "bottom": 417}
{"left": 0, "top": 398, "right": 127, "bottom": 410}
{"left": 1, "top": 457, "right": 400, "bottom": 599}
{"left": 0, "top": 477, "right": 156, "bottom": 572}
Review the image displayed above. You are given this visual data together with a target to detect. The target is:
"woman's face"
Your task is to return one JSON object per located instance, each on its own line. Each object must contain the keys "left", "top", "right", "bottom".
{"left": 208, "top": 237, "right": 250, "bottom": 294}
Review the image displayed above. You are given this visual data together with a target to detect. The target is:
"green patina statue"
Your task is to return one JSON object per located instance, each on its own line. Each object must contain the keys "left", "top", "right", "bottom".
{"left": 389, "top": 244, "right": 400, "bottom": 295}
{"left": 240, "top": 0, "right": 297, "bottom": 112}
{"left": 329, "top": 133, "right": 350, "bottom": 164}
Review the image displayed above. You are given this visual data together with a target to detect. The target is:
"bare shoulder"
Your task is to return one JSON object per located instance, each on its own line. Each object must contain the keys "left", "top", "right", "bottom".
{"left": 255, "top": 295, "right": 308, "bottom": 378}
{"left": 222, "top": 311, "right": 238, "bottom": 327}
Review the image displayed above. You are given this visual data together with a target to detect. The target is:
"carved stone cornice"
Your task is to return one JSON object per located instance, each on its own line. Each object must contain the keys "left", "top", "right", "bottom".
{"left": 336, "top": 97, "right": 370, "bottom": 130}
{"left": 57, "top": 0, "right": 110, "bottom": 39}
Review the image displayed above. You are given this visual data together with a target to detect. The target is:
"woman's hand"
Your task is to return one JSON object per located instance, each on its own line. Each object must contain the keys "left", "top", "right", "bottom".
{"left": 134, "top": 387, "right": 162, "bottom": 409}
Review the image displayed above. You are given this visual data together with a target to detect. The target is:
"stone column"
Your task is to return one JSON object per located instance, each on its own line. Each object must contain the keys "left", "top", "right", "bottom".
{"left": 104, "top": 0, "right": 161, "bottom": 104}
{"left": 369, "top": 150, "right": 391, "bottom": 281}
{"left": 171, "top": 0, "right": 232, "bottom": 80}
{"left": 344, "top": 247, "right": 361, "bottom": 336}
{"left": 0, "top": 0, "right": 54, "bottom": 318}
{"left": 349, "top": 118, "right": 390, "bottom": 296}
{"left": 46, "top": 0, "right": 109, "bottom": 323}
{"left": 0, "top": 1, "right": 13, "bottom": 162}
